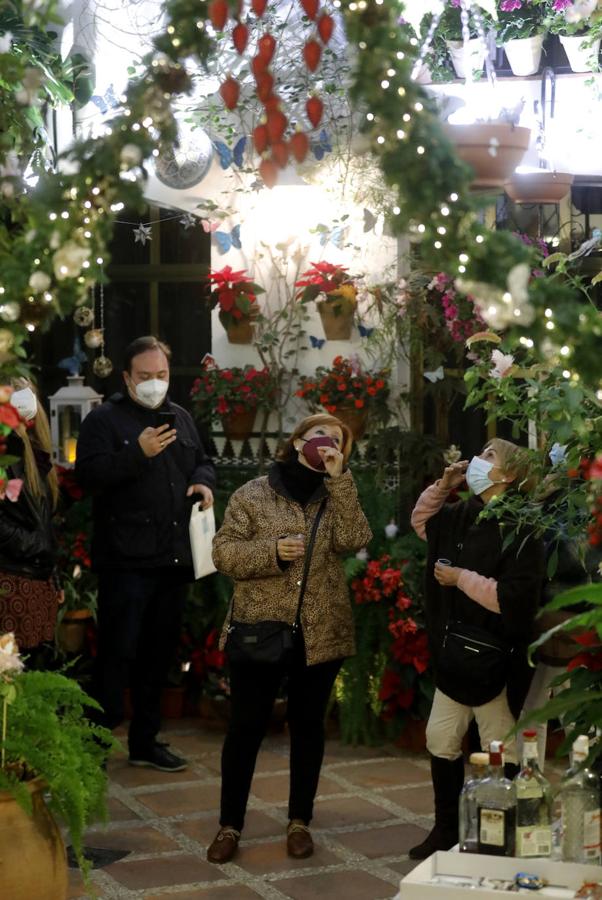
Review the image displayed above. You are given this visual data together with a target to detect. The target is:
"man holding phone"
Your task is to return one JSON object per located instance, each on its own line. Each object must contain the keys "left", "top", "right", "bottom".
{"left": 76, "top": 336, "right": 216, "bottom": 772}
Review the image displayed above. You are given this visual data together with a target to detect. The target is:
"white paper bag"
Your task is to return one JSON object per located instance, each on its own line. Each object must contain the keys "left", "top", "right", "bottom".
{"left": 189, "top": 504, "right": 217, "bottom": 580}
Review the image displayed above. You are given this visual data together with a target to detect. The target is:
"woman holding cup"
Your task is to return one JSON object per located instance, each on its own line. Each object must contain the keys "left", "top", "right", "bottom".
{"left": 408, "top": 439, "right": 544, "bottom": 860}
{"left": 207, "top": 414, "right": 372, "bottom": 864}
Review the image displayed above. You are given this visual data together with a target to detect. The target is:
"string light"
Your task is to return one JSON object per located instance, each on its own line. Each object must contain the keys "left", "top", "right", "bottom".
{"left": 49, "top": 212, "right": 57, "bottom": 221}
{"left": 546, "top": 321, "right": 555, "bottom": 330}
{"left": 417, "top": 224, "right": 426, "bottom": 233}
{"left": 562, "top": 370, "right": 571, "bottom": 379}
{"left": 459, "top": 253, "right": 469, "bottom": 263}
{"left": 377, "top": 136, "right": 385, "bottom": 144}
{"left": 397, "top": 87, "right": 406, "bottom": 97}
{"left": 393, "top": 206, "right": 400, "bottom": 215}
{"left": 441, "top": 207, "right": 450, "bottom": 216}
{"left": 402, "top": 113, "right": 411, "bottom": 122}
{"left": 396, "top": 51, "right": 405, "bottom": 59}
{"left": 366, "top": 113, "right": 374, "bottom": 121}
{"left": 417, "top": 145, "right": 425, "bottom": 154}
{"left": 414, "top": 102, "right": 423, "bottom": 111}
{"left": 475, "top": 234, "right": 484, "bottom": 243}
{"left": 396, "top": 129, "right": 405, "bottom": 139}
{"left": 434, "top": 241, "right": 442, "bottom": 249}
{"left": 387, "top": 68, "right": 395, "bottom": 77}
{"left": 560, "top": 345, "right": 570, "bottom": 356}
{"left": 381, "top": 80, "right": 390, "bottom": 89}
{"left": 458, "top": 265, "right": 466, "bottom": 273}
{"left": 544, "top": 308, "right": 553, "bottom": 318}
{"left": 450, "top": 193, "right": 459, "bottom": 201}
{"left": 437, "top": 226, "right": 446, "bottom": 235}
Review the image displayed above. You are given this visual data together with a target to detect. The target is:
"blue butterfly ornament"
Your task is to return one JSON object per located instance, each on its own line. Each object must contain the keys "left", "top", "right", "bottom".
{"left": 309, "top": 335, "right": 326, "bottom": 349}
{"left": 213, "top": 137, "right": 247, "bottom": 169}
{"left": 358, "top": 323, "right": 374, "bottom": 338}
{"left": 213, "top": 225, "right": 242, "bottom": 255}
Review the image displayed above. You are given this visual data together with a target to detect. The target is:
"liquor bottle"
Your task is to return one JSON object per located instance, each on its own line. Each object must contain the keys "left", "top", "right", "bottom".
{"left": 460, "top": 752, "right": 490, "bottom": 853}
{"left": 476, "top": 741, "right": 516, "bottom": 856}
{"left": 560, "top": 735, "right": 601, "bottom": 863}
{"left": 514, "top": 729, "right": 553, "bottom": 857}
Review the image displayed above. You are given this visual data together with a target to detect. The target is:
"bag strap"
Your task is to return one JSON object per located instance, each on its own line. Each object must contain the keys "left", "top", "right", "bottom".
{"left": 293, "top": 498, "right": 327, "bottom": 630}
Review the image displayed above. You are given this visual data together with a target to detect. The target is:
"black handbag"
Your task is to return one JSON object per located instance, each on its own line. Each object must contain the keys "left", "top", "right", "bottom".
{"left": 224, "top": 499, "right": 326, "bottom": 665}
{"left": 436, "top": 620, "right": 513, "bottom": 707}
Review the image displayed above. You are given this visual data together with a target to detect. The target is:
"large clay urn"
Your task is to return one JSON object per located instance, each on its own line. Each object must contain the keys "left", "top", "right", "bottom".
{"left": 504, "top": 171, "right": 574, "bottom": 204}
{"left": 443, "top": 123, "right": 531, "bottom": 191}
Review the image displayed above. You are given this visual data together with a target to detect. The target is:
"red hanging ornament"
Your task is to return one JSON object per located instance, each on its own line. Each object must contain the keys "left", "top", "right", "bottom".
{"left": 253, "top": 123, "right": 270, "bottom": 153}
{"left": 251, "top": 55, "right": 268, "bottom": 78}
{"left": 263, "top": 94, "right": 282, "bottom": 113}
{"left": 251, "top": 0, "right": 268, "bottom": 16}
{"left": 258, "top": 33, "right": 276, "bottom": 64}
{"left": 303, "top": 39, "right": 322, "bottom": 72}
{"left": 260, "top": 157, "right": 279, "bottom": 188}
{"left": 306, "top": 95, "right": 323, "bottom": 128}
{"left": 300, "top": 0, "right": 319, "bottom": 20}
{"left": 317, "top": 13, "right": 334, "bottom": 44}
{"left": 266, "top": 109, "right": 287, "bottom": 142}
{"left": 219, "top": 77, "right": 240, "bottom": 110}
{"left": 290, "top": 131, "right": 309, "bottom": 163}
{"left": 271, "top": 141, "right": 290, "bottom": 168}
{"left": 232, "top": 22, "right": 249, "bottom": 54}
{"left": 209, "top": 0, "right": 229, "bottom": 30}
{"left": 256, "top": 71, "right": 274, "bottom": 102}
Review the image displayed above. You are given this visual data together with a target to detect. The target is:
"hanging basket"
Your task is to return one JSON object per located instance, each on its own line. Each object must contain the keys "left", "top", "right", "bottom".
{"left": 317, "top": 297, "right": 354, "bottom": 341}
{"left": 220, "top": 407, "right": 257, "bottom": 441}
{"left": 504, "top": 171, "right": 574, "bottom": 204}
{"left": 222, "top": 314, "right": 255, "bottom": 345}
{"left": 329, "top": 404, "right": 369, "bottom": 439}
{"left": 445, "top": 38, "right": 486, "bottom": 79}
{"left": 443, "top": 123, "right": 531, "bottom": 191}
{"left": 0, "top": 778, "right": 68, "bottom": 900}
{"left": 503, "top": 33, "right": 544, "bottom": 77}
{"left": 559, "top": 33, "right": 601, "bottom": 73}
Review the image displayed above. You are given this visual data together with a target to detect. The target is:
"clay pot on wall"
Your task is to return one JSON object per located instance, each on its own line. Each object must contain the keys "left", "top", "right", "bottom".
{"left": 443, "top": 123, "right": 531, "bottom": 191}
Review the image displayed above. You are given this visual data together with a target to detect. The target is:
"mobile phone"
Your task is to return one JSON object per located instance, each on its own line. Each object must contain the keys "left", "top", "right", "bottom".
{"left": 157, "top": 411, "right": 176, "bottom": 429}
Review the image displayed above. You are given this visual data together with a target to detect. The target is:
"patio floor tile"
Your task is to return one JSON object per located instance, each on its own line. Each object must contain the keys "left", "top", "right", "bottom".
{"left": 179, "top": 809, "right": 284, "bottom": 845}
{"left": 250, "top": 772, "right": 343, "bottom": 804}
{"left": 136, "top": 782, "right": 222, "bottom": 816}
{"left": 333, "top": 823, "right": 429, "bottom": 858}
{"left": 234, "top": 838, "right": 341, "bottom": 875}
{"left": 276, "top": 868, "right": 396, "bottom": 899}
{"left": 105, "top": 854, "right": 222, "bottom": 890}
{"left": 312, "top": 796, "right": 395, "bottom": 828}
{"left": 340, "top": 758, "right": 429, "bottom": 788}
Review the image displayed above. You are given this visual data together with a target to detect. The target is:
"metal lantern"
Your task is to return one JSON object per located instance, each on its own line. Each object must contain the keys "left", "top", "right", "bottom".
{"left": 48, "top": 375, "right": 103, "bottom": 467}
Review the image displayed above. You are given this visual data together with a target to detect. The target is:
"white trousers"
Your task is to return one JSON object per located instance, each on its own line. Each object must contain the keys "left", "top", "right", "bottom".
{"left": 426, "top": 687, "right": 518, "bottom": 764}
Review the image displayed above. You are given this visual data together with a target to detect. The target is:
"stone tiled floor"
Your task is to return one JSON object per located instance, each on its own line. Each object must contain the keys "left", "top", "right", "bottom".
{"left": 68, "top": 718, "right": 430, "bottom": 899}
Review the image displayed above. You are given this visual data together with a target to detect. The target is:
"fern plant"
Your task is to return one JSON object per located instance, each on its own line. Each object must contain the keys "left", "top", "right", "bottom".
{"left": 0, "top": 666, "right": 115, "bottom": 874}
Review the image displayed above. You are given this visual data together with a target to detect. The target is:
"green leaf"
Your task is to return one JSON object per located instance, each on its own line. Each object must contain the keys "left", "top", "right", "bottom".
{"left": 591, "top": 270, "right": 602, "bottom": 286}
{"left": 542, "top": 253, "right": 567, "bottom": 268}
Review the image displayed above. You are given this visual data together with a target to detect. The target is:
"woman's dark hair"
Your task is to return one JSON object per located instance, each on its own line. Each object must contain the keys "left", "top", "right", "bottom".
{"left": 123, "top": 336, "right": 172, "bottom": 373}
{"left": 277, "top": 413, "right": 354, "bottom": 464}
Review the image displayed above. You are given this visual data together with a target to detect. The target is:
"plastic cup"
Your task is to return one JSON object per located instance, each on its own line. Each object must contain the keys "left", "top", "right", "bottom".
{"left": 437, "top": 558, "right": 452, "bottom": 566}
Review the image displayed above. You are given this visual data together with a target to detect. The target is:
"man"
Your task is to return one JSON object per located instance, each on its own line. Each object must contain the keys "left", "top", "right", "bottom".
{"left": 76, "top": 336, "right": 216, "bottom": 772}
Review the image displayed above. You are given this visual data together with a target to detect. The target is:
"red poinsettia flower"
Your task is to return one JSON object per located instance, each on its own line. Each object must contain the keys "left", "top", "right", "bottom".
{"left": 207, "top": 266, "right": 249, "bottom": 288}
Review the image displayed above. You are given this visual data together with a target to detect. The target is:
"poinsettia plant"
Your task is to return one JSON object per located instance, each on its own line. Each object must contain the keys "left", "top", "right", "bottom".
{"left": 295, "top": 355, "right": 389, "bottom": 415}
{"left": 190, "top": 355, "right": 275, "bottom": 423}
{"left": 55, "top": 467, "right": 97, "bottom": 618}
{"left": 295, "top": 261, "right": 357, "bottom": 311}
{"left": 206, "top": 265, "right": 265, "bottom": 330}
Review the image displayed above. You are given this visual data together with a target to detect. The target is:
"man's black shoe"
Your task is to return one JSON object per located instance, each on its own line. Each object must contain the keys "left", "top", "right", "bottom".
{"left": 129, "top": 744, "right": 188, "bottom": 772}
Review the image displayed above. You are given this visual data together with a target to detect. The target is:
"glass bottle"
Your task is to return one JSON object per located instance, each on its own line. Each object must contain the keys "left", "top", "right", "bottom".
{"left": 560, "top": 734, "right": 601, "bottom": 863}
{"left": 476, "top": 741, "right": 516, "bottom": 856}
{"left": 459, "top": 752, "right": 490, "bottom": 853}
{"left": 514, "top": 729, "right": 553, "bottom": 857}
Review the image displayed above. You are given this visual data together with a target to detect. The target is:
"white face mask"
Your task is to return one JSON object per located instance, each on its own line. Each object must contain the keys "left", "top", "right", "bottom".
{"left": 132, "top": 378, "right": 169, "bottom": 409}
{"left": 465, "top": 455, "right": 497, "bottom": 496}
{"left": 11, "top": 387, "right": 38, "bottom": 421}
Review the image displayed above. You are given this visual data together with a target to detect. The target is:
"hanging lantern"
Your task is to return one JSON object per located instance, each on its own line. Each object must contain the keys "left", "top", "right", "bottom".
{"left": 48, "top": 375, "right": 103, "bottom": 468}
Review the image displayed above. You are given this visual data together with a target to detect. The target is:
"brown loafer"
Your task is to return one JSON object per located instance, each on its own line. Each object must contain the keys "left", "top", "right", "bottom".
{"left": 207, "top": 827, "right": 241, "bottom": 864}
{"left": 287, "top": 821, "right": 313, "bottom": 859}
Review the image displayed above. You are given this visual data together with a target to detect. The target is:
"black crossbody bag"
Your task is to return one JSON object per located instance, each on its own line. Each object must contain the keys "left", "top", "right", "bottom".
{"left": 224, "top": 499, "right": 326, "bottom": 665}
{"left": 437, "top": 619, "right": 513, "bottom": 707}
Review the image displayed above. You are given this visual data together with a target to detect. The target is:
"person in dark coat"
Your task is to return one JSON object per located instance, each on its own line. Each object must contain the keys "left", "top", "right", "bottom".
{"left": 0, "top": 380, "right": 60, "bottom": 650}
{"left": 75, "top": 336, "right": 216, "bottom": 772}
{"left": 408, "top": 438, "right": 544, "bottom": 860}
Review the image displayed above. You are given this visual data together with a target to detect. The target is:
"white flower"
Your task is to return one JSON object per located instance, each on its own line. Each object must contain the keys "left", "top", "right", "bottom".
{"left": 0, "top": 633, "right": 24, "bottom": 676}
{"left": 120, "top": 143, "right": 143, "bottom": 168}
{"left": 28, "top": 271, "right": 51, "bottom": 293}
{"left": 443, "top": 444, "right": 462, "bottom": 465}
{"left": 0, "top": 181, "right": 14, "bottom": 199}
{"left": 0, "top": 32, "right": 13, "bottom": 54}
{"left": 490, "top": 349, "right": 515, "bottom": 379}
{"left": 384, "top": 521, "right": 399, "bottom": 539}
{"left": 355, "top": 548, "right": 369, "bottom": 561}
{"left": 53, "top": 242, "right": 91, "bottom": 280}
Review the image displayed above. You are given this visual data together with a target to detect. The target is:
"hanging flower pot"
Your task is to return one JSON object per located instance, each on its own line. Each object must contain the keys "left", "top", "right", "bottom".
{"left": 503, "top": 33, "right": 544, "bottom": 77}
{"left": 443, "top": 123, "right": 531, "bottom": 191}
{"left": 317, "top": 296, "right": 355, "bottom": 341}
{"left": 221, "top": 407, "right": 257, "bottom": 441}
{"left": 295, "top": 262, "right": 357, "bottom": 341}
{"left": 559, "top": 33, "right": 601, "bottom": 73}
{"left": 330, "top": 403, "right": 369, "bottom": 439}
{"left": 504, "top": 171, "right": 574, "bottom": 205}
{"left": 220, "top": 312, "right": 255, "bottom": 344}
{"left": 445, "top": 38, "right": 486, "bottom": 79}
{"left": 207, "top": 266, "right": 265, "bottom": 345}
{"left": 56, "top": 608, "right": 94, "bottom": 654}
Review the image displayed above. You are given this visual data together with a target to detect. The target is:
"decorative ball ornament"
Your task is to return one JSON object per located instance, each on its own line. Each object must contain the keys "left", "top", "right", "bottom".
{"left": 74, "top": 306, "right": 95, "bottom": 327}
{"left": 154, "top": 129, "right": 213, "bottom": 190}
{"left": 93, "top": 355, "right": 113, "bottom": 378}
{"left": 0, "top": 301, "right": 20, "bottom": 322}
{"left": 84, "top": 328, "right": 104, "bottom": 349}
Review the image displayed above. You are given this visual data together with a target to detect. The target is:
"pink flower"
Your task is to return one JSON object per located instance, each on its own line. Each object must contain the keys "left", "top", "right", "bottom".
{"left": 501, "top": 0, "right": 522, "bottom": 10}
{"left": 5, "top": 479, "right": 23, "bottom": 502}
{"left": 490, "top": 349, "right": 515, "bottom": 379}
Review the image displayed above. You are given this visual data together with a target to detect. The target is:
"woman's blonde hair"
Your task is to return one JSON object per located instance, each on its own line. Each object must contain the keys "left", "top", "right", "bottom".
{"left": 11, "top": 379, "right": 59, "bottom": 509}
{"left": 277, "top": 413, "right": 354, "bottom": 464}
{"left": 483, "top": 437, "right": 537, "bottom": 494}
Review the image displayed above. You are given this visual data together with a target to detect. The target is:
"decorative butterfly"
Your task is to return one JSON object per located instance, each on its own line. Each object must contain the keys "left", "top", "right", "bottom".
{"left": 424, "top": 365, "right": 445, "bottom": 383}
{"left": 213, "top": 224, "right": 242, "bottom": 255}
{"left": 201, "top": 219, "right": 220, "bottom": 233}
{"left": 310, "top": 129, "right": 332, "bottom": 161}
{"left": 309, "top": 335, "right": 326, "bottom": 349}
{"left": 213, "top": 137, "right": 247, "bottom": 170}
{"left": 58, "top": 335, "right": 88, "bottom": 377}
{"left": 363, "top": 209, "right": 378, "bottom": 234}
{"left": 358, "top": 323, "right": 374, "bottom": 338}
{"left": 319, "top": 225, "right": 347, "bottom": 249}
{"left": 90, "top": 84, "right": 119, "bottom": 115}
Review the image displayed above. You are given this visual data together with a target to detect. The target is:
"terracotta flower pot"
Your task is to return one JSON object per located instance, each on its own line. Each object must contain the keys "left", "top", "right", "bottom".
{"left": 443, "top": 123, "right": 531, "bottom": 191}
{"left": 317, "top": 297, "right": 354, "bottom": 341}
{"left": 330, "top": 404, "right": 369, "bottom": 439}
{"left": 223, "top": 315, "right": 255, "bottom": 344}
{"left": 504, "top": 171, "right": 574, "bottom": 204}
{"left": 56, "top": 608, "right": 94, "bottom": 654}
{"left": 221, "top": 407, "right": 257, "bottom": 441}
{"left": 0, "top": 777, "right": 68, "bottom": 900}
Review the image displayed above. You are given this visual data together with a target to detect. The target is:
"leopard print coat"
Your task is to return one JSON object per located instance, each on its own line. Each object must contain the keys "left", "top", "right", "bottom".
{"left": 214, "top": 466, "right": 372, "bottom": 665}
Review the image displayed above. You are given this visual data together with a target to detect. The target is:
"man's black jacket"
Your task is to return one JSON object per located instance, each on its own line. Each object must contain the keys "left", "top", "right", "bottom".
{"left": 75, "top": 393, "right": 216, "bottom": 573}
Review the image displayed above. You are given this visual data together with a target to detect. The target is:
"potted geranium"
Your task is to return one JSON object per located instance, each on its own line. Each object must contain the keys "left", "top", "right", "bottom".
{"left": 0, "top": 634, "right": 114, "bottom": 897}
{"left": 206, "top": 265, "right": 265, "bottom": 344}
{"left": 496, "top": 0, "right": 547, "bottom": 75}
{"left": 295, "top": 355, "right": 389, "bottom": 438}
{"left": 545, "top": 0, "right": 602, "bottom": 71}
{"left": 190, "top": 356, "right": 275, "bottom": 440}
{"left": 295, "top": 261, "right": 357, "bottom": 340}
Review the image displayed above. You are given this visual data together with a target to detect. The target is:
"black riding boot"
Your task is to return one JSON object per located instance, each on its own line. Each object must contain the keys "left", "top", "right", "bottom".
{"left": 409, "top": 755, "right": 465, "bottom": 860}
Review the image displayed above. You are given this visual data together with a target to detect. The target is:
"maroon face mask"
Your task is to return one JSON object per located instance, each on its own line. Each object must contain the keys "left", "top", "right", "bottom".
{"left": 299, "top": 435, "right": 336, "bottom": 471}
